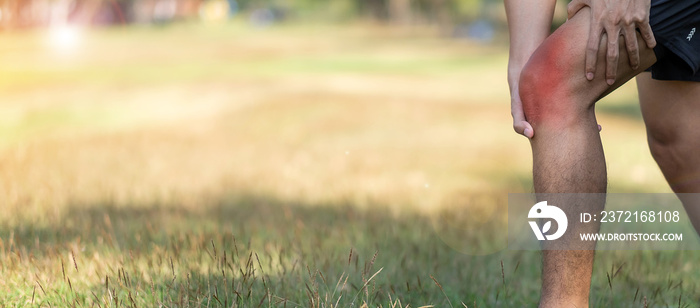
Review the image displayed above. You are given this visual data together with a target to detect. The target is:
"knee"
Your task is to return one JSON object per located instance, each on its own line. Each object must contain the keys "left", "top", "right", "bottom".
{"left": 518, "top": 60, "right": 583, "bottom": 129}
{"left": 645, "top": 119, "right": 696, "bottom": 191}
{"left": 646, "top": 123, "right": 682, "bottom": 173}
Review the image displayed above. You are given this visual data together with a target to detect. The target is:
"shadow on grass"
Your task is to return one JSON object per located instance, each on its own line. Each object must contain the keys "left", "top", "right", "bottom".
{"left": 2, "top": 192, "right": 699, "bottom": 307}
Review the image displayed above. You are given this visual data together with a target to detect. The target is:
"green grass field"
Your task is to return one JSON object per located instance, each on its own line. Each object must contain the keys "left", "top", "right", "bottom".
{"left": 0, "top": 22, "right": 697, "bottom": 307}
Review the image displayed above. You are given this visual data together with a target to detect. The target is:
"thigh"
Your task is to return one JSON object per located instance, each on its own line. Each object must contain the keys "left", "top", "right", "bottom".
{"left": 638, "top": 73, "right": 700, "bottom": 141}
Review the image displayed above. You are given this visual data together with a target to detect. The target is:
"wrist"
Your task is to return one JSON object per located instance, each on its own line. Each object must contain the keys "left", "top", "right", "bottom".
{"left": 508, "top": 65, "right": 524, "bottom": 90}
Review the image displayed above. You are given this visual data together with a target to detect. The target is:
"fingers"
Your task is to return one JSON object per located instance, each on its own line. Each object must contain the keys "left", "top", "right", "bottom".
{"left": 581, "top": 0, "right": 655, "bottom": 82}
{"left": 605, "top": 29, "right": 620, "bottom": 85}
{"left": 567, "top": 0, "right": 588, "bottom": 20}
{"left": 623, "top": 26, "right": 640, "bottom": 70}
{"left": 511, "top": 87, "right": 533, "bottom": 139}
{"left": 638, "top": 21, "right": 656, "bottom": 49}
{"left": 585, "top": 23, "right": 602, "bottom": 81}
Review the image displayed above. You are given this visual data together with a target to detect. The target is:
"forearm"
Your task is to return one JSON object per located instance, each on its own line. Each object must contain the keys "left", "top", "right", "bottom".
{"left": 505, "top": 0, "right": 557, "bottom": 90}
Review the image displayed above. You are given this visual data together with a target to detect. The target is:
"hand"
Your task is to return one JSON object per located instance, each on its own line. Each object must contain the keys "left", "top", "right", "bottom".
{"left": 568, "top": 0, "right": 656, "bottom": 85}
{"left": 510, "top": 83, "right": 535, "bottom": 139}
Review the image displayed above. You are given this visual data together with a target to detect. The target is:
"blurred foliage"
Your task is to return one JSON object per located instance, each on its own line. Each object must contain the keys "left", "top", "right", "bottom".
{"left": 0, "top": 0, "right": 574, "bottom": 38}
{"left": 269, "top": 0, "right": 502, "bottom": 23}
{"left": 0, "top": 0, "right": 509, "bottom": 28}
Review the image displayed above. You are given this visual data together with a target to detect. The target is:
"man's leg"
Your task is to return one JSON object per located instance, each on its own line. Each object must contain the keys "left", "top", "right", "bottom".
{"left": 638, "top": 74, "right": 700, "bottom": 230}
{"left": 518, "top": 7, "right": 657, "bottom": 308}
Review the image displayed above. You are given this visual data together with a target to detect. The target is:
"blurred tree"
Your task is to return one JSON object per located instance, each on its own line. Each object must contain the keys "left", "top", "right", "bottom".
{"left": 358, "top": 0, "right": 388, "bottom": 20}
{"left": 0, "top": 0, "right": 34, "bottom": 29}
{"left": 430, "top": 0, "right": 451, "bottom": 31}
{"left": 388, "top": 0, "right": 410, "bottom": 24}
{"left": 0, "top": 0, "right": 514, "bottom": 31}
{"left": 453, "top": 0, "right": 480, "bottom": 20}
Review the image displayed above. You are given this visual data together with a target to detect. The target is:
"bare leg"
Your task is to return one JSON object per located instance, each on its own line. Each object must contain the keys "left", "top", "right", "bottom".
{"left": 638, "top": 74, "right": 700, "bottom": 231}
{"left": 519, "top": 8, "right": 657, "bottom": 307}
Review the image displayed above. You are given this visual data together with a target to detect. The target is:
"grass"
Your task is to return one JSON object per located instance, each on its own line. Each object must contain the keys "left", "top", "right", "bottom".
{"left": 0, "top": 21, "right": 695, "bottom": 307}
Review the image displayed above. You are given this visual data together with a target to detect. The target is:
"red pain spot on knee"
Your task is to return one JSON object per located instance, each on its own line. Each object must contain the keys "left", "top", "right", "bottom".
{"left": 520, "top": 35, "right": 573, "bottom": 127}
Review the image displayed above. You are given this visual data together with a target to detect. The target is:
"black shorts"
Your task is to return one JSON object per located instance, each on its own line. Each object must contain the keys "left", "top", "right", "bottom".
{"left": 646, "top": 0, "right": 700, "bottom": 81}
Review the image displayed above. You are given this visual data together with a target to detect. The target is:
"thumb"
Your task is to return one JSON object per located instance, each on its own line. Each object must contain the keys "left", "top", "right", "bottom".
{"left": 522, "top": 121, "right": 534, "bottom": 139}
{"left": 515, "top": 120, "right": 535, "bottom": 139}
{"left": 567, "top": 0, "right": 588, "bottom": 19}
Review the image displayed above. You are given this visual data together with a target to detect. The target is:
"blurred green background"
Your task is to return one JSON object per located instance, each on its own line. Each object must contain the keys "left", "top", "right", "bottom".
{"left": 1, "top": 0, "right": 695, "bottom": 307}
